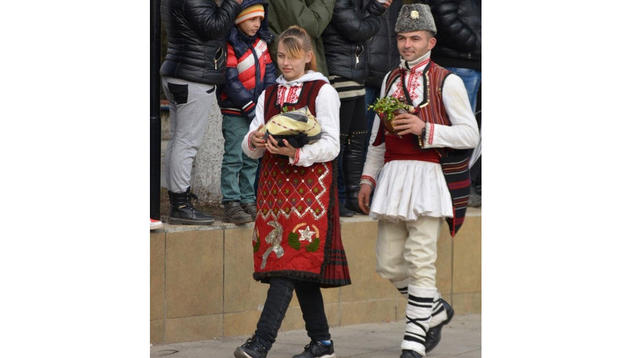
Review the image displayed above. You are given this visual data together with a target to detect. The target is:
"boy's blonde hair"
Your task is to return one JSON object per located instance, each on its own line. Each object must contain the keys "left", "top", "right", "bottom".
{"left": 277, "top": 26, "right": 318, "bottom": 72}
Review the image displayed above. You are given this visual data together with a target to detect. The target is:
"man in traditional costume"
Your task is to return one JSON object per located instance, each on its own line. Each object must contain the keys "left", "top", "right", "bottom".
{"left": 357, "top": 4, "right": 479, "bottom": 357}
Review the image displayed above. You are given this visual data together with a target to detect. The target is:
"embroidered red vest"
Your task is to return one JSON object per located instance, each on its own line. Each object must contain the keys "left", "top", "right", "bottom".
{"left": 253, "top": 80, "right": 334, "bottom": 276}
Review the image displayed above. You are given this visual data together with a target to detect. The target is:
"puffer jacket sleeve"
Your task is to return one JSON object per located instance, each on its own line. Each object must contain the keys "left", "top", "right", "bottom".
{"left": 430, "top": 0, "right": 480, "bottom": 53}
{"left": 183, "top": 0, "right": 241, "bottom": 40}
{"left": 330, "top": 0, "right": 386, "bottom": 42}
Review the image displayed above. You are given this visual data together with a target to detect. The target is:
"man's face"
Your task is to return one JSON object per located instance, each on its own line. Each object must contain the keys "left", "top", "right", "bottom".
{"left": 397, "top": 30, "right": 436, "bottom": 62}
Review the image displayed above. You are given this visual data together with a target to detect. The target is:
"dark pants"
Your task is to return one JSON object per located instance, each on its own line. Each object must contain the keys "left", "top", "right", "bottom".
{"left": 337, "top": 95, "right": 368, "bottom": 207}
{"left": 255, "top": 278, "right": 331, "bottom": 350}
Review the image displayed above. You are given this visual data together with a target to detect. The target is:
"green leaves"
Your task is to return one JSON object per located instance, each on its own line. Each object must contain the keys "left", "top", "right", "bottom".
{"left": 368, "top": 96, "right": 414, "bottom": 121}
{"left": 288, "top": 232, "right": 301, "bottom": 250}
{"left": 306, "top": 237, "right": 320, "bottom": 252}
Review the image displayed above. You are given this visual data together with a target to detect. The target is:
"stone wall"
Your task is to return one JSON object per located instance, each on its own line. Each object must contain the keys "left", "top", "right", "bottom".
{"left": 150, "top": 210, "right": 481, "bottom": 344}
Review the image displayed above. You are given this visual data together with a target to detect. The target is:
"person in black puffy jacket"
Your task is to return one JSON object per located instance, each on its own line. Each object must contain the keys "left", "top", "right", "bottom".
{"left": 428, "top": 0, "right": 482, "bottom": 207}
{"left": 160, "top": 0, "right": 242, "bottom": 225}
{"left": 321, "top": 0, "right": 391, "bottom": 217}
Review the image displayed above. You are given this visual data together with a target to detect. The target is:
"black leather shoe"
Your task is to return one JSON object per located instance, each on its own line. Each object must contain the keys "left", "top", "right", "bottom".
{"left": 234, "top": 336, "right": 268, "bottom": 358}
{"left": 241, "top": 202, "right": 257, "bottom": 220}
{"left": 292, "top": 340, "right": 335, "bottom": 358}
{"left": 400, "top": 349, "right": 424, "bottom": 358}
{"left": 224, "top": 201, "right": 253, "bottom": 225}
{"left": 168, "top": 188, "right": 214, "bottom": 225}
{"left": 425, "top": 298, "right": 455, "bottom": 353}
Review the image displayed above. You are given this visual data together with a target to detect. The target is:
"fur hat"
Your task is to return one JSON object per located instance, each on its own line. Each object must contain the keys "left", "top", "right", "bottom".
{"left": 394, "top": 4, "right": 436, "bottom": 34}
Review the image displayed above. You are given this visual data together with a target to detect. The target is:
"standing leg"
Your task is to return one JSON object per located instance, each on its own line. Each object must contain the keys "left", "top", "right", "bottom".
{"left": 344, "top": 95, "right": 369, "bottom": 213}
{"left": 235, "top": 278, "right": 295, "bottom": 358}
{"left": 399, "top": 216, "right": 442, "bottom": 356}
{"left": 293, "top": 281, "right": 335, "bottom": 358}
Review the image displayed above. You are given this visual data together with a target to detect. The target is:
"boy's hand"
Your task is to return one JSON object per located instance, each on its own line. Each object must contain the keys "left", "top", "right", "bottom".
{"left": 358, "top": 183, "right": 373, "bottom": 214}
{"left": 265, "top": 135, "right": 297, "bottom": 160}
{"left": 251, "top": 125, "right": 267, "bottom": 149}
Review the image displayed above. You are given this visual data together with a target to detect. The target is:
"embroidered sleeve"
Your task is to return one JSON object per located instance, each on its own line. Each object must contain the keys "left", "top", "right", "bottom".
{"left": 422, "top": 74, "right": 479, "bottom": 149}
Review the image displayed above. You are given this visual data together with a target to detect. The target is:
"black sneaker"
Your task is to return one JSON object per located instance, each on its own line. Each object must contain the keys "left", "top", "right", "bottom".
{"left": 400, "top": 349, "right": 424, "bottom": 358}
{"left": 234, "top": 336, "right": 268, "bottom": 358}
{"left": 425, "top": 298, "right": 455, "bottom": 353}
{"left": 292, "top": 340, "right": 335, "bottom": 358}
{"left": 224, "top": 201, "right": 253, "bottom": 225}
{"left": 168, "top": 188, "right": 214, "bottom": 225}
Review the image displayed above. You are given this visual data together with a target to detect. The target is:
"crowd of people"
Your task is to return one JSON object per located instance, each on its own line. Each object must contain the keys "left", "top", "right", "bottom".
{"left": 158, "top": 1, "right": 480, "bottom": 358}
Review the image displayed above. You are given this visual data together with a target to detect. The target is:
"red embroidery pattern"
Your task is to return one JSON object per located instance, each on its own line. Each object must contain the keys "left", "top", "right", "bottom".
{"left": 276, "top": 83, "right": 303, "bottom": 105}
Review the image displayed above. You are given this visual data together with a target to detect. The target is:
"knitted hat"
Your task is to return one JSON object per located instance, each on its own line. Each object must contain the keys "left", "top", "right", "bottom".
{"left": 235, "top": 4, "right": 265, "bottom": 25}
{"left": 394, "top": 4, "right": 437, "bottom": 34}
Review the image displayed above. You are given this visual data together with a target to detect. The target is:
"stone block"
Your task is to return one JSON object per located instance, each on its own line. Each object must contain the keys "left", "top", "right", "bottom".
{"left": 452, "top": 216, "right": 481, "bottom": 294}
{"left": 223, "top": 310, "right": 262, "bottom": 337}
{"left": 340, "top": 299, "right": 401, "bottom": 326}
{"left": 164, "top": 314, "right": 223, "bottom": 343}
{"left": 150, "top": 319, "right": 164, "bottom": 345}
{"left": 151, "top": 231, "right": 165, "bottom": 321}
{"left": 340, "top": 221, "right": 398, "bottom": 302}
{"left": 224, "top": 226, "right": 268, "bottom": 313}
{"left": 165, "top": 230, "right": 224, "bottom": 318}
{"left": 451, "top": 292, "right": 481, "bottom": 314}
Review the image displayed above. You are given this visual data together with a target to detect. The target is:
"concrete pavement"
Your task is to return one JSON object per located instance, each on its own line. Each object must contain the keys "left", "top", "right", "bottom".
{"left": 150, "top": 314, "right": 480, "bottom": 358}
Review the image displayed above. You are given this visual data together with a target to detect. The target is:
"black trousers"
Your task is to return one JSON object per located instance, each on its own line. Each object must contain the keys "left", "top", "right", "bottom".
{"left": 255, "top": 277, "right": 331, "bottom": 350}
{"left": 337, "top": 95, "right": 368, "bottom": 204}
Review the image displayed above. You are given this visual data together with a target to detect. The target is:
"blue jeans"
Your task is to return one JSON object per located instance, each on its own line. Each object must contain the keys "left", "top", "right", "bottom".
{"left": 220, "top": 114, "right": 258, "bottom": 204}
{"left": 445, "top": 67, "right": 481, "bottom": 112}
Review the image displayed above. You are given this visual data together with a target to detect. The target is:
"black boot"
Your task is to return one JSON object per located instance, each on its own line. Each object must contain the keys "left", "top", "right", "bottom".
{"left": 343, "top": 130, "right": 368, "bottom": 214}
{"left": 425, "top": 298, "right": 454, "bottom": 353}
{"left": 168, "top": 187, "right": 215, "bottom": 225}
{"left": 337, "top": 133, "right": 354, "bottom": 218}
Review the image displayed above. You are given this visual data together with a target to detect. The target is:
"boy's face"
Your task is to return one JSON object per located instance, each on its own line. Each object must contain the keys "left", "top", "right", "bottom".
{"left": 238, "top": 17, "right": 262, "bottom": 37}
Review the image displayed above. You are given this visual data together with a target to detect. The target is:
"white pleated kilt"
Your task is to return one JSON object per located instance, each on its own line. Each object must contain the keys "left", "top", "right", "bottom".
{"left": 369, "top": 160, "right": 453, "bottom": 222}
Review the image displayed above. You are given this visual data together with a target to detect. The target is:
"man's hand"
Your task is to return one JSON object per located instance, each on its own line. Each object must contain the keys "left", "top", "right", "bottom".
{"left": 265, "top": 135, "right": 297, "bottom": 160}
{"left": 251, "top": 125, "right": 267, "bottom": 149}
{"left": 233, "top": 0, "right": 244, "bottom": 4}
{"left": 391, "top": 112, "right": 425, "bottom": 136}
{"left": 358, "top": 183, "right": 374, "bottom": 214}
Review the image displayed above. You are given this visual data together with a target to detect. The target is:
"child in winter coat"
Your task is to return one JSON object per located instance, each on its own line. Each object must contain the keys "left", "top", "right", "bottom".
{"left": 234, "top": 26, "right": 350, "bottom": 358}
{"left": 219, "top": 0, "right": 277, "bottom": 224}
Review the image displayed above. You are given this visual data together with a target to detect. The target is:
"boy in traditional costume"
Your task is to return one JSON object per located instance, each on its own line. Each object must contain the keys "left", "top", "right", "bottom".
{"left": 358, "top": 4, "right": 479, "bottom": 358}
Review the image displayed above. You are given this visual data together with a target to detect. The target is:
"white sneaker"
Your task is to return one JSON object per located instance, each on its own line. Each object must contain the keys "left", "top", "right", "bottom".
{"left": 150, "top": 218, "right": 164, "bottom": 231}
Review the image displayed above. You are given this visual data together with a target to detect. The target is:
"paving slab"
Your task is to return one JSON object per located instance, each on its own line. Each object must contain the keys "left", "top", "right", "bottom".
{"left": 151, "top": 314, "right": 480, "bottom": 358}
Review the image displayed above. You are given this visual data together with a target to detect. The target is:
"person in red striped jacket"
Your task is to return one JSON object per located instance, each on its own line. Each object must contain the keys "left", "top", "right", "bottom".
{"left": 219, "top": 0, "right": 277, "bottom": 224}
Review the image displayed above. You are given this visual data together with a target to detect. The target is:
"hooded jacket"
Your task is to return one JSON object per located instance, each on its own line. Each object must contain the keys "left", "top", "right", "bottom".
{"left": 428, "top": 0, "right": 481, "bottom": 70}
{"left": 321, "top": 0, "right": 386, "bottom": 84}
{"left": 160, "top": 0, "right": 241, "bottom": 84}
{"left": 267, "top": 0, "right": 336, "bottom": 77}
{"left": 219, "top": 0, "right": 277, "bottom": 119}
